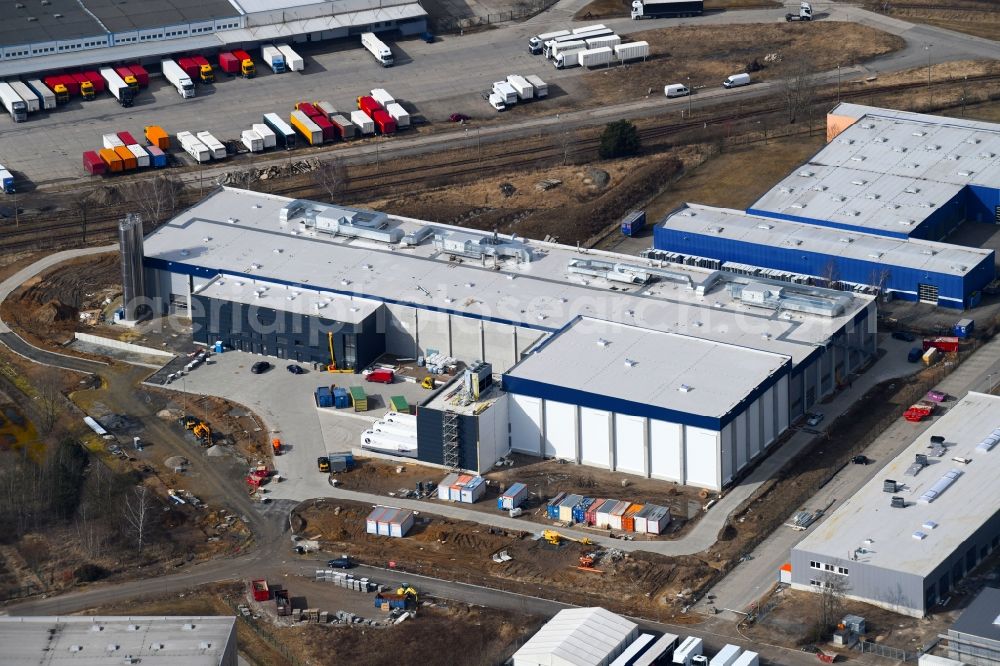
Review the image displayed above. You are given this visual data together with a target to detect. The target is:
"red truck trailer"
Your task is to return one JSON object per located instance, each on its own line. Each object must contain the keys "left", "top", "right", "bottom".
{"left": 82, "top": 151, "right": 107, "bottom": 175}
{"left": 117, "top": 131, "right": 138, "bottom": 146}
{"left": 313, "top": 114, "right": 337, "bottom": 142}
{"left": 82, "top": 70, "right": 105, "bottom": 93}
{"left": 357, "top": 95, "right": 382, "bottom": 117}
{"left": 218, "top": 51, "right": 241, "bottom": 74}
{"left": 922, "top": 337, "right": 960, "bottom": 354}
{"left": 127, "top": 64, "right": 150, "bottom": 87}
{"left": 296, "top": 101, "right": 320, "bottom": 117}
{"left": 177, "top": 57, "right": 200, "bottom": 79}
{"left": 372, "top": 109, "right": 397, "bottom": 135}
{"left": 251, "top": 579, "right": 270, "bottom": 601}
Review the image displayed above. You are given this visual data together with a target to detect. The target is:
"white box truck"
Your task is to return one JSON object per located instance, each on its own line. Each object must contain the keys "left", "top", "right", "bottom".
{"left": 26, "top": 79, "right": 56, "bottom": 110}
{"left": 580, "top": 46, "right": 614, "bottom": 68}
{"left": 709, "top": 645, "right": 742, "bottom": 666}
{"left": 162, "top": 59, "right": 195, "bottom": 98}
{"left": 8, "top": 81, "right": 39, "bottom": 113}
{"left": 370, "top": 88, "right": 394, "bottom": 106}
{"left": 350, "top": 110, "right": 374, "bottom": 134}
{"left": 555, "top": 49, "right": 586, "bottom": 69}
{"left": 525, "top": 74, "right": 548, "bottom": 98}
{"left": 276, "top": 44, "right": 304, "bottom": 71}
{"left": 731, "top": 651, "right": 758, "bottom": 666}
{"left": 385, "top": 102, "right": 410, "bottom": 128}
{"left": 100, "top": 68, "right": 135, "bottom": 107}
{"left": 506, "top": 75, "right": 534, "bottom": 100}
{"left": 492, "top": 81, "right": 518, "bottom": 106}
{"left": 673, "top": 637, "right": 703, "bottom": 666}
{"left": 261, "top": 44, "right": 286, "bottom": 73}
{"left": 196, "top": 131, "right": 227, "bottom": 159}
{"left": 252, "top": 123, "right": 277, "bottom": 149}
{"left": 361, "top": 32, "right": 393, "bottom": 67}
{"left": 241, "top": 129, "right": 264, "bottom": 152}
{"left": 528, "top": 29, "right": 570, "bottom": 54}
{"left": 0, "top": 82, "right": 28, "bottom": 122}
{"left": 723, "top": 72, "right": 751, "bottom": 88}
{"left": 177, "top": 131, "right": 211, "bottom": 162}
{"left": 614, "top": 41, "right": 650, "bottom": 62}
{"left": 488, "top": 93, "right": 505, "bottom": 111}
{"left": 585, "top": 34, "right": 621, "bottom": 50}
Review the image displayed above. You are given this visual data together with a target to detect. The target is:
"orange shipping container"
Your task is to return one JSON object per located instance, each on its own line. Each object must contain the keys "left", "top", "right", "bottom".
{"left": 114, "top": 145, "right": 137, "bottom": 170}
{"left": 144, "top": 125, "right": 169, "bottom": 150}
{"left": 621, "top": 503, "right": 643, "bottom": 533}
{"left": 99, "top": 148, "right": 123, "bottom": 172}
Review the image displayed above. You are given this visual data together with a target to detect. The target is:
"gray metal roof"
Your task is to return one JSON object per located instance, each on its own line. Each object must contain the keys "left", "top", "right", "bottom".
{"left": 505, "top": 317, "right": 788, "bottom": 419}
{"left": 197, "top": 275, "right": 383, "bottom": 323}
{"left": 0, "top": 616, "right": 236, "bottom": 665}
{"left": 83, "top": 0, "right": 240, "bottom": 32}
{"left": 752, "top": 104, "right": 1000, "bottom": 235}
{"left": 662, "top": 204, "right": 993, "bottom": 277}
{"left": 512, "top": 607, "right": 638, "bottom": 666}
{"left": 141, "top": 188, "right": 873, "bottom": 369}
{"left": 793, "top": 392, "right": 1000, "bottom": 578}
{"left": 951, "top": 587, "right": 1000, "bottom": 641}
{"left": 1, "top": 0, "right": 105, "bottom": 46}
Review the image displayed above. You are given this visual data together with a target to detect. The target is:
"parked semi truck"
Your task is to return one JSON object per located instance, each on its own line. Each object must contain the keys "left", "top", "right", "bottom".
{"left": 276, "top": 44, "right": 304, "bottom": 71}
{"left": 786, "top": 1, "right": 812, "bottom": 20}
{"left": 100, "top": 68, "right": 135, "bottom": 107}
{"left": 528, "top": 29, "right": 570, "bottom": 54}
{"left": 631, "top": 0, "right": 703, "bottom": 19}
{"left": 361, "top": 32, "right": 393, "bottom": 67}
{"left": 0, "top": 83, "right": 27, "bottom": 122}
{"left": 162, "top": 60, "right": 195, "bottom": 98}
{"left": 26, "top": 79, "right": 56, "bottom": 109}
{"left": 261, "top": 44, "right": 286, "bottom": 73}
{"left": 9, "top": 81, "right": 40, "bottom": 113}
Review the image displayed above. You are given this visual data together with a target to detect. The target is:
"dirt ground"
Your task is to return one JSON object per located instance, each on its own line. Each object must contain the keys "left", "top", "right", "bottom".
{"left": 859, "top": 0, "right": 1000, "bottom": 41}
{"left": 294, "top": 499, "right": 716, "bottom": 621}
{"left": 334, "top": 454, "right": 707, "bottom": 539}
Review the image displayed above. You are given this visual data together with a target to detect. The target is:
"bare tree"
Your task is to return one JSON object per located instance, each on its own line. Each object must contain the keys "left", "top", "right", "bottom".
{"left": 311, "top": 159, "right": 350, "bottom": 201}
{"left": 811, "top": 573, "right": 848, "bottom": 641}
{"left": 781, "top": 62, "right": 819, "bottom": 125}
{"left": 821, "top": 259, "right": 841, "bottom": 288}
{"left": 869, "top": 267, "right": 891, "bottom": 296}
{"left": 34, "top": 368, "right": 63, "bottom": 435}
{"left": 70, "top": 192, "right": 94, "bottom": 243}
{"left": 555, "top": 128, "right": 578, "bottom": 165}
{"left": 123, "top": 176, "right": 181, "bottom": 226}
{"left": 122, "top": 485, "right": 155, "bottom": 556}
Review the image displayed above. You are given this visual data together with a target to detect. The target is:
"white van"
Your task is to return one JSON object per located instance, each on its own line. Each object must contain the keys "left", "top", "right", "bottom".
{"left": 664, "top": 83, "right": 691, "bottom": 98}
{"left": 723, "top": 73, "right": 751, "bottom": 89}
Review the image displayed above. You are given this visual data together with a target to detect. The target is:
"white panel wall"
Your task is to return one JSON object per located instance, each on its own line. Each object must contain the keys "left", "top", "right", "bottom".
{"left": 684, "top": 426, "right": 721, "bottom": 490}
{"left": 516, "top": 327, "right": 547, "bottom": 359}
{"left": 720, "top": 424, "right": 734, "bottom": 485}
{"left": 615, "top": 414, "right": 646, "bottom": 475}
{"left": 747, "top": 398, "right": 762, "bottom": 459}
{"left": 476, "top": 394, "right": 509, "bottom": 472}
{"left": 509, "top": 395, "right": 542, "bottom": 455}
{"left": 483, "top": 320, "right": 517, "bottom": 372}
{"left": 762, "top": 386, "right": 776, "bottom": 446}
{"left": 580, "top": 407, "right": 611, "bottom": 468}
{"left": 543, "top": 400, "right": 577, "bottom": 460}
{"left": 416, "top": 310, "right": 449, "bottom": 357}
{"left": 734, "top": 412, "right": 748, "bottom": 470}
{"left": 776, "top": 375, "right": 790, "bottom": 433}
{"left": 649, "top": 420, "right": 683, "bottom": 483}
{"left": 450, "top": 315, "right": 481, "bottom": 363}
{"left": 384, "top": 304, "right": 416, "bottom": 357}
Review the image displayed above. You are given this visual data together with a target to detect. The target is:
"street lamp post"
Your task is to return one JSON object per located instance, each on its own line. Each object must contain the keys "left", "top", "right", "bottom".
{"left": 924, "top": 44, "right": 933, "bottom": 103}
{"left": 687, "top": 77, "right": 692, "bottom": 119}
{"left": 837, "top": 64, "right": 841, "bottom": 103}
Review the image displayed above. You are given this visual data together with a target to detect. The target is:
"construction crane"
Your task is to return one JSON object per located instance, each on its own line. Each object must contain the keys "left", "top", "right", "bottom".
{"left": 542, "top": 529, "right": 592, "bottom": 546}
{"left": 327, "top": 331, "right": 353, "bottom": 373}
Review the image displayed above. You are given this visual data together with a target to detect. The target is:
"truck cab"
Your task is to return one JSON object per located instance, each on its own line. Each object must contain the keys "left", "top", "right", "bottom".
{"left": 200, "top": 64, "right": 215, "bottom": 82}
{"left": 52, "top": 83, "right": 69, "bottom": 104}
{"left": 122, "top": 74, "right": 138, "bottom": 91}
{"left": 317, "top": 456, "right": 330, "bottom": 472}
{"left": 488, "top": 93, "right": 505, "bottom": 111}
{"left": 79, "top": 80, "right": 95, "bottom": 100}
{"left": 786, "top": 1, "right": 812, "bottom": 20}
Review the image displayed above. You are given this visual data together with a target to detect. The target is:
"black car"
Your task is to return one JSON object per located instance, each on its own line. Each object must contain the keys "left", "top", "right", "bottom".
{"left": 891, "top": 330, "right": 916, "bottom": 342}
{"left": 286, "top": 364, "right": 305, "bottom": 375}
{"left": 251, "top": 361, "right": 272, "bottom": 374}
{"left": 852, "top": 455, "right": 871, "bottom": 465}
{"left": 327, "top": 556, "right": 353, "bottom": 569}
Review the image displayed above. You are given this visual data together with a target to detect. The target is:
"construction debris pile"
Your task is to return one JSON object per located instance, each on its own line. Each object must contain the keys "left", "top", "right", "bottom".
{"left": 217, "top": 159, "right": 320, "bottom": 186}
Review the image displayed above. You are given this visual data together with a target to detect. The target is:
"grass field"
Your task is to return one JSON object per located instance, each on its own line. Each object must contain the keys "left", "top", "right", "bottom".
{"left": 859, "top": 0, "right": 1000, "bottom": 42}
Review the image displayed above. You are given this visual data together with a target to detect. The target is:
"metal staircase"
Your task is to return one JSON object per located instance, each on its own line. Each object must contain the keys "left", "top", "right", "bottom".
{"left": 442, "top": 410, "right": 460, "bottom": 469}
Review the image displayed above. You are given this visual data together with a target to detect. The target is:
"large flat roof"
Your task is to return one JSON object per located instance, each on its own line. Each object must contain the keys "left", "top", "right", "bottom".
{"left": 142, "top": 188, "right": 873, "bottom": 369}
{"left": 197, "top": 275, "right": 383, "bottom": 324}
{"left": 794, "top": 392, "right": 1000, "bottom": 578}
{"left": 0, "top": 616, "right": 235, "bottom": 665}
{"left": 661, "top": 204, "right": 993, "bottom": 277}
{"left": 505, "top": 317, "right": 789, "bottom": 420}
{"left": 751, "top": 105, "right": 1000, "bottom": 236}
{"left": 84, "top": 0, "right": 240, "bottom": 32}
{"left": 951, "top": 587, "right": 1000, "bottom": 641}
{"left": 512, "top": 607, "right": 638, "bottom": 666}
{"left": 1, "top": 0, "right": 104, "bottom": 46}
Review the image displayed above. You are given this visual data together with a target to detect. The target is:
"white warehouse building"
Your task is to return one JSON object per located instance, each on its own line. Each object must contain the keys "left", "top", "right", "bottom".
{"left": 141, "top": 188, "right": 877, "bottom": 491}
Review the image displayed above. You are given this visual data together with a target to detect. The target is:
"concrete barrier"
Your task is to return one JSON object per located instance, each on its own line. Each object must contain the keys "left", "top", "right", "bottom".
{"left": 74, "top": 332, "right": 175, "bottom": 358}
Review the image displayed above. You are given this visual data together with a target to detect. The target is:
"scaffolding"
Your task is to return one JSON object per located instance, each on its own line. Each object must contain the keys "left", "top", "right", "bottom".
{"left": 442, "top": 410, "right": 460, "bottom": 469}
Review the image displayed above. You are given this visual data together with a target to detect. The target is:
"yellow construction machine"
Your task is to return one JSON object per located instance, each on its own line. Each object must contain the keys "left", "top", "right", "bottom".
{"left": 326, "top": 332, "right": 353, "bottom": 373}
{"left": 542, "top": 530, "right": 592, "bottom": 546}
{"left": 421, "top": 376, "right": 435, "bottom": 389}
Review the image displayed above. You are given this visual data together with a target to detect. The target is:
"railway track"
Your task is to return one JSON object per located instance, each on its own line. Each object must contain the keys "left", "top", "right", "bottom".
{"left": 4, "top": 73, "right": 1000, "bottom": 253}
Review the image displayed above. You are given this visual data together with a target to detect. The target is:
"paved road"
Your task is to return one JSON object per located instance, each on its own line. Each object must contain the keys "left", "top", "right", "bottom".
{"left": 697, "top": 335, "right": 1000, "bottom": 617}
{"left": 0, "top": 2, "right": 996, "bottom": 188}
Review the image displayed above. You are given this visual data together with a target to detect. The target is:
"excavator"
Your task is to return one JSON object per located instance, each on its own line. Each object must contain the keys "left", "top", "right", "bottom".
{"left": 327, "top": 331, "right": 353, "bottom": 374}
{"left": 542, "top": 529, "right": 592, "bottom": 546}
{"left": 182, "top": 415, "right": 211, "bottom": 445}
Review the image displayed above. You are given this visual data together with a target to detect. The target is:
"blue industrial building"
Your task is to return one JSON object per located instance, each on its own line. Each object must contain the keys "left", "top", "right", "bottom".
{"left": 653, "top": 205, "right": 995, "bottom": 309}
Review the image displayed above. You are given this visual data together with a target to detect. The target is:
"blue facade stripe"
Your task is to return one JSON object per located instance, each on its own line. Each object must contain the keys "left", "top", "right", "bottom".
{"left": 144, "top": 257, "right": 559, "bottom": 333}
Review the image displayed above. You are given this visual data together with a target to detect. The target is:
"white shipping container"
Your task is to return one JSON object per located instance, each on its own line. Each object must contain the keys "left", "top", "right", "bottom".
{"left": 459, "top": 477, "right": 486, "bottom": 503}
{"left": 26, "top": 79, "right": 56, "bottom": 110}
{"left": 196, "top": 131, "right": 226, "bottom": 159}
{"left": 241, "top": 129, "right": 264, "bottom": 152}
{"left": 438, "top": 473, "right": 459, "bottom": 500}
{"left": 709, "top": 645, "right": 742, "bottom": 666}
{"left": 492, "top": 81, "right": 518, "bottom": 105}
{"left": 261, "top": 44, "right": 286, "bottom": 73}
{"left": 350, "top": 110, "right": 374, "bottom": 135}
{"left": 127, "top": 144, "right": 150, "bottom": 168}
{"left": 580, "top": 46, "right": 614, "bottom": 68}
{"left": 370, "top": 88, "right": 394, "bottom": 106}
{"left": 385, "top": 102, "right": 409, "bottom": 128}
{"left": 102, "top": 133, "right": 125, "bottom": 149}
{"left": 506, "top": 74, "right": 533, "bottom": 100}
{"left": 177, "top": 132, "right": 211, "bottom": 163}
{"left": 276, "top": 44, "right": 304, "bottom": 71}
{"left": 525, "top": 74, "right": 548, "bottom": 97}
{"left": 585, "top": 34, "right": 621, "bottom": 50}
{"left": 252, "top": 123, "right": 276, "bottom": 148}
{"left": 8, "top": 81, "right": 39, "bottom": 113}
{"left": 614, "top": 40, "right": 650, "bottom": 62}
{"left": 731, "top": 652, "right": 759, "bottom": 666}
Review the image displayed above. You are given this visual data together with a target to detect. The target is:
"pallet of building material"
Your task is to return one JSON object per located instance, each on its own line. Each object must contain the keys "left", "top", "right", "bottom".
{"left": 536, "top": 178, "right": 562, "bottom": 191}
{"left": 784, "top": 510, "right": 816, "bottom": 530}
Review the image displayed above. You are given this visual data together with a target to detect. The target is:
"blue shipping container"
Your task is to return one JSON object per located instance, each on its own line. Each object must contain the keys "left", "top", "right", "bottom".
{"left": 546, "top": 492, "right": 567, "bottom": 520}
{"left": 315, "top": 386, "right": 333, "bottom": 408}
{"left": 953, "top": 318, "right": 974, "bottom": 339}
{"left": 333, "top": 387, "right": 350, "bottom": 408}
{"left": 621, "top": 210, "right": 646, "bottom": 237}
{"left": 572, "top": 497, "right": 595, "bottom": 524}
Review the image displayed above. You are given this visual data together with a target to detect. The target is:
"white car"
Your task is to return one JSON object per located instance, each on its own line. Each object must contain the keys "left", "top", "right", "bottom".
{"left": 806, "top": 412, "right": 824, "bottom": 427}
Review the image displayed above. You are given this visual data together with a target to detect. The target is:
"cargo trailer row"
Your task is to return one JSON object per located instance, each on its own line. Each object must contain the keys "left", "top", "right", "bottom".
{"left": 82, "top": 142, "right": 165, "bottom": 176}
{"left": 528, "top": 23, "right": 611, "bottom": 55}
{"left": 544, "top": 493, "right": 671, "bottom": 534}
{"left": 487, "top": 74, "right": 547, "bottom": 111}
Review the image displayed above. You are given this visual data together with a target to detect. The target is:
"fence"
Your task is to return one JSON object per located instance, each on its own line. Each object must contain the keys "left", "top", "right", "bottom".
{"left": 856, "top": 639, "right": 913, "bottom": 661}
{"left": 430, "top": 0, "right": 558, "bottom": 34}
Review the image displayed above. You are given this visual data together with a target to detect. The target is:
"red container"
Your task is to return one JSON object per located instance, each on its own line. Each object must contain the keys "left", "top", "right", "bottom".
{"left": 584, "top": 498, "right": 605, "bottom": 526}
{"left": 218, "top": 51, "right": 240, "bottom": 74}
{"left": 128, "top": 64, "right": 149, "bottom": 87}
{"left": 313, "top": 114, "right": 336, "bottom": 143}
{"left": 83, "top": 70, "right": 105, "bottom": 93}
{"left": 117, "top": 131, "right": 138, "bottom": 146}
{"left": 296, "top": 102, "right": 319, "bottom": 118}
{"left": 70, "top": 73, "right": 90, "bottom": 90}
{"left": 114, "top": 66, "right": 136, "bottom": 82}
{"left": 922, "top": 337, "right": 960, "bottom": 353}
{"left": 177, "top": 57, "right": 200, "bottom": 79}
{"left": 251, "top": 579, "right": 270, "bottom": 602}
{"left": 192, "top": 55, "right": 210, "bottom": 68}
{"left": 82, "top": 151, "right": 107, "bottom": 175}
{"left": 357, "top": 96, "right": 382, "bottom": 117}
{"left": 373, "top": 109, "right": 397, "bottom": 135}
{"left": 232, "top": 49, "right": 252, "bottom": 63}
{"left": 43, "top": 75, "right": 68, "bottom": 95}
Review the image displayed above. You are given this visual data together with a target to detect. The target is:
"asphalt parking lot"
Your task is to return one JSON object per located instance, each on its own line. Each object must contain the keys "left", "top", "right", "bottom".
{"left": 160, "top": 349, "right": 430, "bottom": 500}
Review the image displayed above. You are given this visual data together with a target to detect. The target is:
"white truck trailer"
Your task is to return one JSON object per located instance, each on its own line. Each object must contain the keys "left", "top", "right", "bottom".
{"left": 162, "top": 59, "right": 195, "bottom": 98}
{"left": 370, "top": 88, "right": 394, "bottom": 106}
{"left": 276, "top": 44, "right": 304, "bottom": 71}
{"left": 350, "top": 110, "right": 374, "bottom": 134}
{"left": 506, "top": 75, "right": 533, "bottom": 100}
{"left": 196, "top": 131, "right": 227, "bottom": 159}
{"left": 261, "top": 44, "right": 286, "bottom": 73}
{"left": 525, "top": 74, "right": 548, "bottom": 98}
{"left": 0, "top": 82, "right": 28, "bottom": 121}
{"left": 549, "top": 39, "right": 587, "bottom": 61}
{"left": 528, "top": 29, "right": 570, "bottom": 54}
{"left": 361, "top": 32, "right": 393, "bottom": 67}
{"left": 580, "top": 46, "right": 614, "bottom": 68}
{"left": 241, "top": 129, "right": 264, "bottom": 152}
{"left": 177, "top": 131, "right": 210, "bottom": 162}
{"left": 252, "top": 123, "right": 277, "bottom": 149}
{"left": 614, "top": 40, "right": 650, "bottom": 62}
{"left": 8, "top": 81, "right": 39, "bottom": 113}
{"left": 26, "top": 79, "right": 56, "bottom": 110}
{"left": 385, "top": 102, "right": 410, "bottom": 128}
{"left": 100, "top": 68, "right": 135, "bottom": 107}
{"left": 585, "top": 34, "right": 621, "bottom": 50}
{"left": 492, "top": 81, "right": 518, "bottom": 106}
